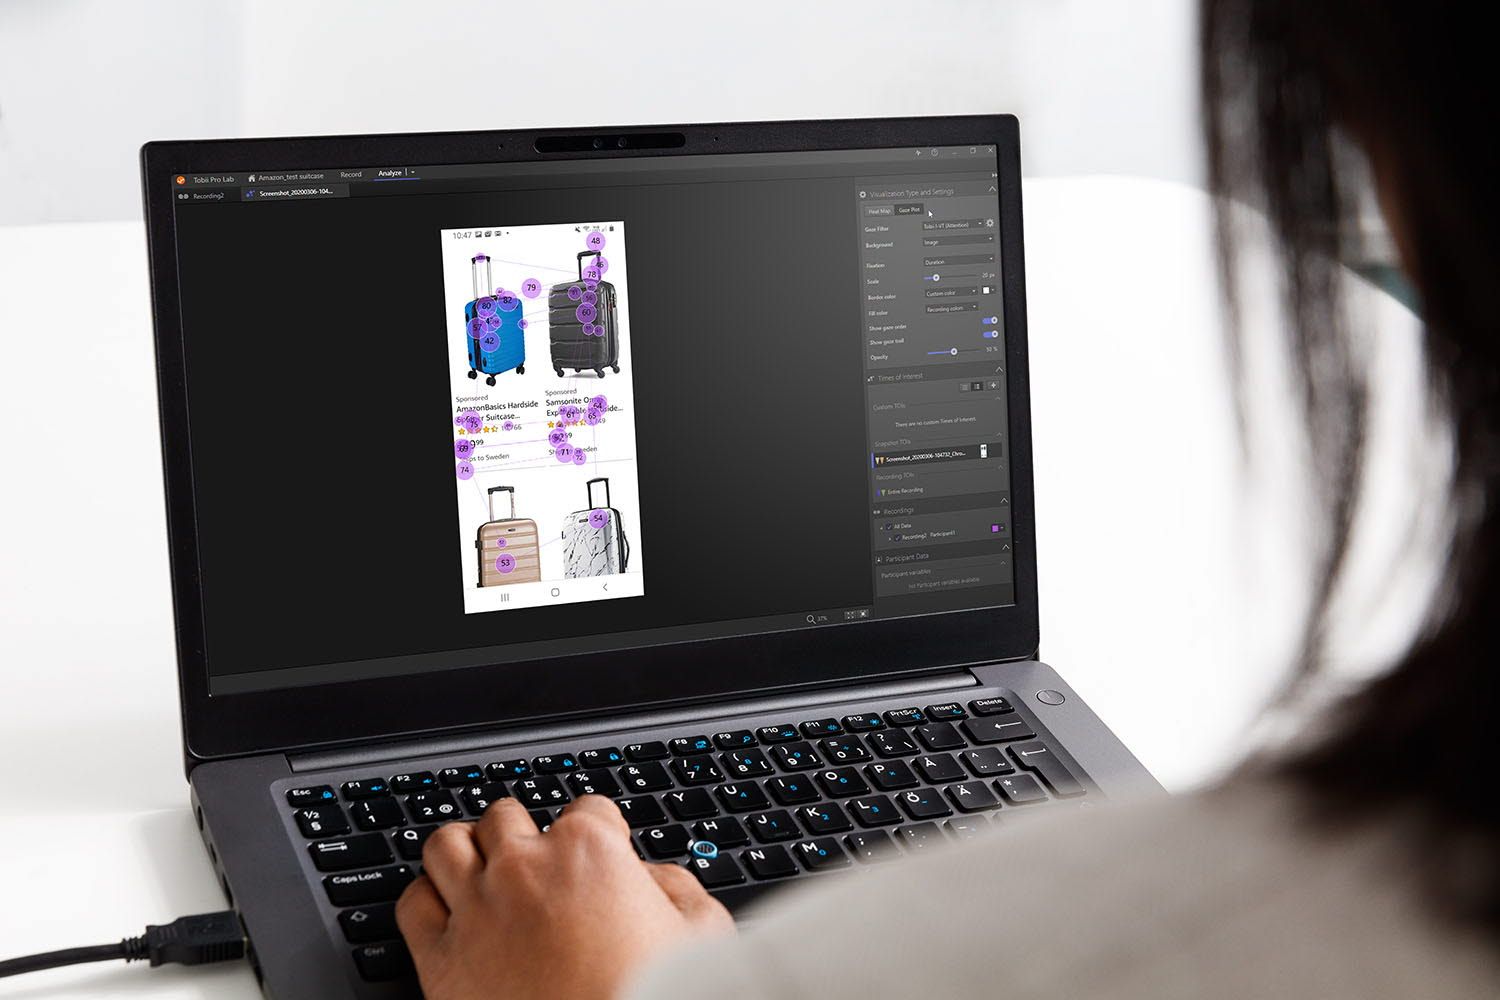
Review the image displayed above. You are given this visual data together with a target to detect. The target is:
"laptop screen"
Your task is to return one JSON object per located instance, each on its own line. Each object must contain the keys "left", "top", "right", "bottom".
{"left": 167, "top": 144, "right": 1015, "bottom": 695}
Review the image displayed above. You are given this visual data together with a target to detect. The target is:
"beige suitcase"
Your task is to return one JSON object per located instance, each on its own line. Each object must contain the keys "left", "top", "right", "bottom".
{"left": 475, "top": 486, "right": 541, "bottom": 586}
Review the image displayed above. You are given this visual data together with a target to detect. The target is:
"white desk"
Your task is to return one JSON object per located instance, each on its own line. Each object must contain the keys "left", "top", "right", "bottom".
{"left": 0, "top": 178, "right": 1421, "bottom": 997}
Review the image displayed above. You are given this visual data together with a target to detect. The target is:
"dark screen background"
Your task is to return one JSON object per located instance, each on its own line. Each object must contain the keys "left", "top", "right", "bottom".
{"left": 174, "top": 169, "right": 874, "bottom": 680}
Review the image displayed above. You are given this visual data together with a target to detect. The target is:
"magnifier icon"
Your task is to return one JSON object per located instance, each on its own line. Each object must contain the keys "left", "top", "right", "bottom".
{"left": 806, "top": 615, "right": 816, "bottom": 624}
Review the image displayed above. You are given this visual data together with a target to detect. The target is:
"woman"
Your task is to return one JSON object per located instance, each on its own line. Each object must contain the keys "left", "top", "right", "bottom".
{"left": 394, "top": 2, "right": 1500, "bottom": 996}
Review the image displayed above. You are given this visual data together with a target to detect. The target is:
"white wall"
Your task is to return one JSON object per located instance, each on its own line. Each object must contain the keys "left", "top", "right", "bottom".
{"left": 0, "top": 0, "right": 1199, "bottom": 226}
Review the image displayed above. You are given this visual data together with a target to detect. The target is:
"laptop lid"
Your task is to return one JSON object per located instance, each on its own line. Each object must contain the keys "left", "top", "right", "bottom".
{"left": 141, "top": 116, "right": 1037, "bottom": 765}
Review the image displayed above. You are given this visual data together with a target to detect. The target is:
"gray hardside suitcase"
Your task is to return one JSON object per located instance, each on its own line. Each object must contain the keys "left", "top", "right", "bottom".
{"left": 548, "top": 250, "right": 619, "bottom": 378}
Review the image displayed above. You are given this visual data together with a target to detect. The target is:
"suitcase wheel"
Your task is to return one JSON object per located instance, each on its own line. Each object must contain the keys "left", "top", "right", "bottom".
{"left": 594, "top": 368, "right": 605, "bottom": 378}
{"left": 554, "top": 367, "right": 564, "bottom": 377}
{"left": 467, "top": 370, "right": 478, "bottom": 380}
{"left": 515, "top": 364, "right": 525, "bottom": 375}
{"left": 611, "top": 365, "right": 620, "bottom": 374}
{"left": 486, "top": 375, "right": 497, "bottom": 386}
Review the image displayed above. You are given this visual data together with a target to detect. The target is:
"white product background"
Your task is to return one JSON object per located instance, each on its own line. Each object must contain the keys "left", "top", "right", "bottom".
{"left": 440, "top": 221, "right": 644, "bottom": 612}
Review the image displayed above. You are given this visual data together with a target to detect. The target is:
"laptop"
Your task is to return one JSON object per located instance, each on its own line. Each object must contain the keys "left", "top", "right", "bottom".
{"left": 140, "top": 115, "right": 1160, "bottom": 999}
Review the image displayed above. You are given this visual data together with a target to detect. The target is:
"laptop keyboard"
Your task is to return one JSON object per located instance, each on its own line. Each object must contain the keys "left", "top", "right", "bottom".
{"left": 275, "top": 693, "right": 1089, "bottom": 986}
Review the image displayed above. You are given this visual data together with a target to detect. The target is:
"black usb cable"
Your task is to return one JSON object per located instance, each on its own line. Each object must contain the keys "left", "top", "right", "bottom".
{"left": 0, "top": 911, "right": 245, "bottom": 979}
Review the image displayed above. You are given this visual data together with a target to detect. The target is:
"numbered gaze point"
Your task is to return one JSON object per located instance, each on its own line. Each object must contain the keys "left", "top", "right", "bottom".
{"left": 594, "top": 256, "right": 609, "bottom": 275}
{"left": 576, "top": 304, "right": 597, "bottom": 324}
{"left": 555, "top": 444, "right": 575, "bottom": 463}
{"left": 497, "top": 292, "right": 519, "bottom": 313}
{"left": 582, "top": 290, "right": 597, "bottom": 306}
{"left": 588, "top": 509, "right": 611, "bottom": 530}
{"left": 494, "top": 537, "right": 507, "bottom": 548}
{"left": 495, "top": 553, "right": 516, "bottom": 574}
{"left": 456, "top": 461, "right": 475, "bottom": 480}
{"left": 454, "top": 439, "right": 474, "bottom": 459}
{"left": 480, "top": 332, "right": 500, "bottom": 352}
{"left": 586, "top": 231, "right": 606, "bottom": 251}
{"left": 502, "top": 420, "right": 515, "bottom": 431}
{"left": 548, "top": 428, "right": 568, "bottom": 447}
{"left": 476, "top": 296, "right": 497, "bottom": 317}
{"left": 572, "top": 447, "right": 587, "bottom": 466}
{"left": 585, "top": 410, "right": 602, "bottom": 426}
{"left": 467, "top": 318, "right": 485, "bottom": 339}
{"left": 484, "top": 314, "right": 501, "bottom": 331}
{"left": 590, "top": 395, "right": 607, "bottom": 411}
{"left": 521, "top": 278, "right": 542, "bottom": 299}
{"left": 518, "top": 318, "right": 529, "bottom": 330}
{"left": 583, "top": 278, "right": 599, "bottom": 291}
{"left": 561, "top": 404, "right": 582, "bottom": 423}
{"left": 583, "top": 267, "right": 601, "bottom": 283}
{"left": 460, "top": 411, "right": 482, "bottom": 432}
{"left": 567, "top": 285, "right": 583, "bottom": 302}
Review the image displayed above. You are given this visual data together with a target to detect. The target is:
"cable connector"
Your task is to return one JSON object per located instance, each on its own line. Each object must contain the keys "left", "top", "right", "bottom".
{"left": 0, "top": 911, "right": 246, "bottom": 979}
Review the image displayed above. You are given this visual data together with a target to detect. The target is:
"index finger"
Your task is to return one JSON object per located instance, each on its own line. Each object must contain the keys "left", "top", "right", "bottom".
{"left": 473, "top": 796, "right": 540, "bottom": 857}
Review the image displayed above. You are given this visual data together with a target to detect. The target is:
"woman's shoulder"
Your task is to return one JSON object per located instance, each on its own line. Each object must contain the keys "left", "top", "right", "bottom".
{"left": 628, "top": 778, "right": 1500, "bottom": 1000}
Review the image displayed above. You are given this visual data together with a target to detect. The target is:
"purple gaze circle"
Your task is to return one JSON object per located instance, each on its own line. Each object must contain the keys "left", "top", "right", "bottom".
{"left": 590, "top": 395, "right": 607, "bottom": 410}
{"left": 497, "top": 293, "right": 518, "bottom": 313}
{"left": 576, "top": 304, "right": 596, "bottom": 324}
{"left": 461, "top": 411, "right": 482, "bottom": 432}
{"left": 572, "top": 448, "right": 587, "bottom": 465}
{"left": 521, "top": 278, "right": 542, "bottom": 299}
{"left": 503, "top": 420, "right": 514, "bottom": 431}
{"left": 585, "top": 410, "right": 601, "bottom": 426}
{"left": 588, "top": 509, "right": 611, "bottom": 530}
{"left": 456, "top": 461, "right": 475, "bottom": 480}
{"left": 454, "top": 439, "right": 474, "bottom": 459}
{"left": 484, "top": 314, "right": 501, "bottom": 331}
{"left": 555, "top": 444, "right": 574, "bottom": 463}
{"left": 467, "top": 318, "right": 485, "bottom": 339}
{"left": 586, "top": 231, "right": 606, "bottom": 251}
{"left": 567, "top": 285, "right": 583, "bottom": 302}
{"left": 594, "top": 256, "right": 609, "bottom": 275}
{"left": 548, "top": 428, "right": 568, "bottom": 447}
{"left": 476, "top": 296, "right": 496, "bottom": 317}
{"left": 495, "top": 554, "right": 516, "bottom": 574}
{"left": 494, "top": 537, "right": 507, "bottom": 548}
{"left": 582, "top": 290, "right": 597, "bottom": 306}
{"left": 480, "top": 332, "right": 500, "bottom": 352}
{"left": 518, "top": 318, "right": 529, "bottom": 330}
{"left": 582, "top": 267, "right": 601, "bottom": 283}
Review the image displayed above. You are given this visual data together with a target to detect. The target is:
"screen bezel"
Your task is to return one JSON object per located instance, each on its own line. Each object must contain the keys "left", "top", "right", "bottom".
{"left": 141, "top": 115, "right": 1039, "bottom": 766}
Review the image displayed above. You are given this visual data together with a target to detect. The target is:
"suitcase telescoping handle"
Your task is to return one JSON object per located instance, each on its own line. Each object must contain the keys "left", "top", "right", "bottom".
{"left": 577, "top": 250, "right": 602, "bottom": 281}
{"left": 472, "top": 254, "right": 492, "bottom": 301}
{"left": 487, "top": 485, "right": 515, "bottom": 521}
{"left": 586, "top": 477, "right": 610, "bottom": 510}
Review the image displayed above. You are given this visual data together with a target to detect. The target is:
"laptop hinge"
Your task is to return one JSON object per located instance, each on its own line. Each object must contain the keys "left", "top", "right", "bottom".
{"left": 289, "top": 669, "right": 979, "bottom": 773}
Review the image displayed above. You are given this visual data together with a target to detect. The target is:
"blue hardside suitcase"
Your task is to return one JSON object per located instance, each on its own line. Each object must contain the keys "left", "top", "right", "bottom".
{"left": 464, "top": 253, "right": 525, "bottom": 385}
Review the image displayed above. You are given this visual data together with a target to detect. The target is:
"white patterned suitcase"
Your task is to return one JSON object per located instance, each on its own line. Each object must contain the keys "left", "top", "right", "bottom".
{"left": 562, "top": 477, "right": 629, "bottom": 578}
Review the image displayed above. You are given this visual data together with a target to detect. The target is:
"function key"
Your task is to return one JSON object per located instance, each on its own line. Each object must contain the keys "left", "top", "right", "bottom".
{"left": 794, "top": 836, "right": 851, "bottom": 871}
{"left": 294, "top": 803, "right": 349, "bottom": 838}
{"left": 841, "top": 713, "right": 884, "bottom": 732}
{"left": 961, "top": 717, "right": 1035, "bottom": 745}
{"left": 390, "top": 772, "right": 436, "bottom": 794}
{"left": 342, "top": 778, "right": 390, "bottom": 800}
{"left": 486, "top": 759, "right": 531, "bottom": 781}
{"left": 532, "top": 754, "right": 578, "bottom": 774}
{"left": 924, "top": 702, "right": 968, "bottom": 720}
{"left": 713, "top": 730, "right": 757, "bottom": 750}
{"left": 883, "top": 707, "right": 926, "bottom": 727}
{"left": 350, "top": 798, "right": 407, "bottom": 831}
{"left": 287, "top": 785, "right": 337, "bottom": 807}
{"left": 579, "top": 747, "right": 625, "bottom": 768}
{"left": 669, "top": 736, "right": 714, "bottom": 756}
{"left": 757, "top": 724, "right": 800, "bottom": 744}
{"left": 309, "top": 833, "right": 392, "bottom": 872}
{"left": 969, "top": 696, "right": 1015, "bottom": 716}
{"left": 800, "top": 718, "right": 842, "bottom": 738}
{"left": 624, "top": 741, "right": 669, "bottom": 761}
{"left": 439, "top": 765, "right": 485, "bottom": 787}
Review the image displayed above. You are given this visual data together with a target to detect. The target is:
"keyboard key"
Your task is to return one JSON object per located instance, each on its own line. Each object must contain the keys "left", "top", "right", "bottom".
{"left": 845, "top": 829, "right": 901, "bottom": 862}
{"left": 742, "top": 844, "right": 799, "bottom": 879}
{"left": 896, "top": 787, "right": 953, "bottom": 821}
{"left": 819, "top": 735, "right": 870, "bottom": 763}
{"left": 757, "top": 724, "right": 800, "bottom": 744}
{"left": 458, "top": 782, "right": 510, "bottom": 816}
{"left": 287, "top": 785, "right": 337, "bottom": 807}
{"left": 924, "top": 702, "right": 968, "bottom": 720}
{"left": 617, "top": 796, "right": 667, "bottom": 828}
{"left": 960, "top": 747, "right": 1015, "bottom": 776}
{"left": 579, "top": 747, "right": 625, "bottom": 768}
{"left": 713, "top": 730, "right": 757, "bottom": 750}
{"left": 694, "top": 816, "right": 750, "bottom": 848}
{"left": 438, "top": 765, "right": 484, "bottom": 787}
{"left": 969, "top": 696, "right": 1015, "bottom": 716}
{"left": 338, "top": 903, "right": 398, "bottom": 943}
{"left": 341, "top": 778, "right": 390, "bottom": 800}
{"left": 995, "top": 772, "right": 1049, "bottom": 805}
{"left": 528, "top": 809, "right": 556, "bottom": 832}
{"left": 798, "top": 802, "right": 853, "bottom": 834}
{"left": 640, "top": 824, "right": 691, "bottom": 858}
{"left": 794, "top": 837, "right": 851, "bottom": 871}
{"left": 748, "top": 809, "right": 799, "bottom": 842}
{"left": 914, "top": 721, "right": 966, "bottom": 752}
{"left": 841, "top": 712, "right": 884, "bottom": 732}
{"left": 625, "top": 741, "right": 669, "bottom": 761}
{"left": 486, "top": 759, "right": 531, "bottom": 781}
{"left": 800, "top": 718, "right": 842, "bottom": 738}
{"left": 324, "top": 864, "right": 414, "bottom": 907}
{"left": 310, "top": 833, "right": 393, "bottom": 872}
{"left": 295, "top": 803, "right": 349, "bottom": 838}
{"left": 946, "top": 817, "right": 990, "bottom": 840}
{"left": 390, "top": 772, "right": 437, "bottom": 794}
{"left": 663, "top": 787, "right": 718, "bottom": 820}
{"left": 513, "top": 775, "right": 571, "bottom": 808}
{"left": 567, "top": 769, "right": 623, "bottom": 799}
{"left": 532, "top": 754, "right": 577, "bottom": 774}
{"left": 883, "top": 707, "right": 926, "bottom": 727}
{"left": 766, "top": 775, "right": 820, "bottom": 805}
{"left": 351, "top": 941, "right": 413, "bottom": 982}
{"left": 945, "top": 780, "right": 1001, "bottom": 812}
{"left": 914, "top": 753, "right": 967, "bottom": 783}
{"left": 406, "top": 789, "right": 463, "bottom": 823}
{"left": 961, "top": 717, "right": 1035, "bottom": 745}
{"left": 689, "top": 853, "right": 746, "bottom": 888}
{"left": 716, "top": 783, "right": 770, "bottom": 813}
{"left": 1008, "top": 741, "right": 1087, "bottom": 797}
{"left": 868, "top": 730, "right": 919, "bottom": 758}
{"left": 669, "top": 736, "right": 713, "bottom": 756}
{"left": 848, "top": 794, "right": 901, "bottom": 827}
{"left": 771, "top": 742, "right": 823, "bottom": 771}
{"left": 350, "top": 798, "right": 407, "bottom": 831}
{"left": 618, "top": 762, "right": 673, "bottom": 793}
{"left": 391, "top": 825, "right": 437, "bottom": 861}
{"left": 865, "top": 760, "right": 920, "bottom": 791}
{"left": 672, "top": 755, "right": 723, "bottom": 786}
{"left": 896, "top": 822, "right": 944, "bottom": 852}
{"left": 816, "top": 767, "right": 871, "bottom": 798}
{"left": 720, "top": 748, "right": 774, "bottom": 778}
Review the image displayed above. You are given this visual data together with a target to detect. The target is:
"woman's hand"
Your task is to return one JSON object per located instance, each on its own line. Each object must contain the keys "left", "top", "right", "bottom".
{"left": 395, "top": 794, "right": 733, "bottom": 1000}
